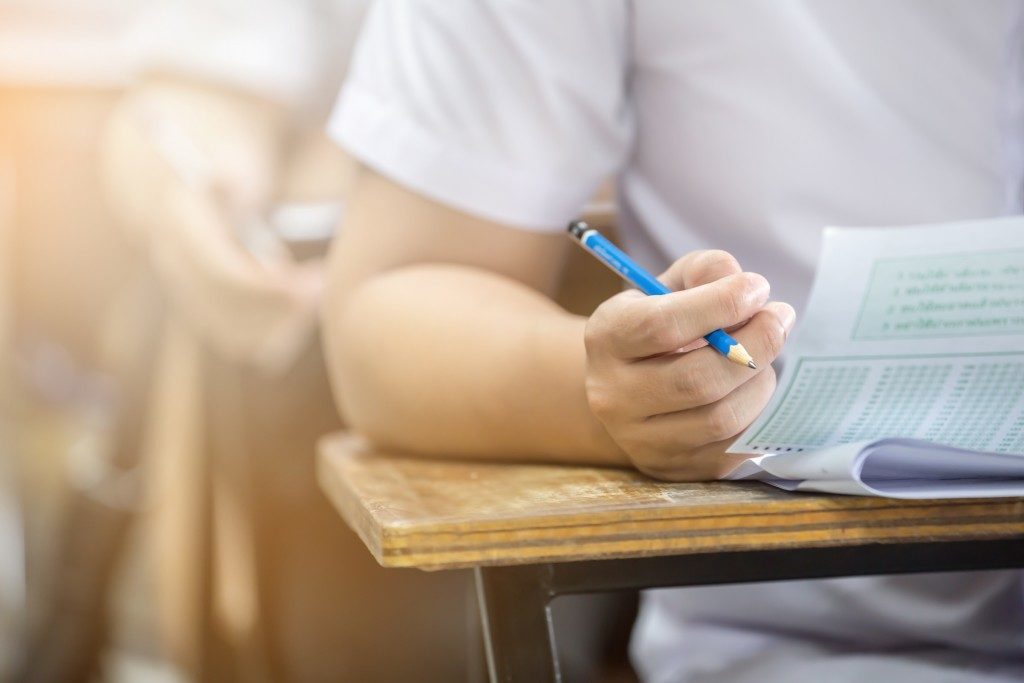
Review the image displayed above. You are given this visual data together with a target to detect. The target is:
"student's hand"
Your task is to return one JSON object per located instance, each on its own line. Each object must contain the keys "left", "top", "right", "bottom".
{"left": 583, "top": 250, "right": 796, "bottom": 481}
{"left": 100, "top": 76, "right": 284, "bottom": 245}
{"left": 150, "top": 181, "right": 324, "bottom": 372}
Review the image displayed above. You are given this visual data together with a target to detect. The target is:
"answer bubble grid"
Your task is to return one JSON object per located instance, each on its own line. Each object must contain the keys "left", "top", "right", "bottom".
{"left": 741, "top": 353, "right": 1024, "bottom": 455}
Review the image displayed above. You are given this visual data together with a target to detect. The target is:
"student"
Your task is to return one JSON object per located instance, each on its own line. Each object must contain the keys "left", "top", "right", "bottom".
{"left": 323, "top": 2, "right": 1024, "bottom": 681}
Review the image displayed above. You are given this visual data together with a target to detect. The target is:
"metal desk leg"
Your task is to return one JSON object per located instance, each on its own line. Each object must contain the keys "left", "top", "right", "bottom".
{"left": 472, "top": 540, "right": 1024, "bottom": 683}
{"left": 475, "top": 564, "right": 559, "bottom": 683}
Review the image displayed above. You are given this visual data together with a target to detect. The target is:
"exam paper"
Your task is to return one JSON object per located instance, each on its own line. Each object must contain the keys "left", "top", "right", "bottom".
{"left": 728, "top": 439, "right": 1024, "bottom": 498}
{"left": 727, "top": 216, "right": 1024, "bottom": 497}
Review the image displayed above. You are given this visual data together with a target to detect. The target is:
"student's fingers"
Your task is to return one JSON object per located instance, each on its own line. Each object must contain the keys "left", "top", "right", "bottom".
{"left": 636, "top": 440, "right": 752, "bottom": 482}
{"left": 609, "top": 301, "right": 795, "bottom": 417}
{"left": 651, "top": 366, "right": 778, "bottom": 449}
{"left": 672, "top": 251, "right": 757, "bottom": 332}
{"left": 619, "top": 368, "right": 779, "bottom": 480}
{"left": 664, "top": 250, "right": 749, "bottom": 340}
{"left": 693, "top": 300, "right": 795, "bottom": 375}
{"left": 658, "top": 249, "right": 743, "bottom": 291}
{"left": 587, "top": 272, "right": 770, "bottom": 360}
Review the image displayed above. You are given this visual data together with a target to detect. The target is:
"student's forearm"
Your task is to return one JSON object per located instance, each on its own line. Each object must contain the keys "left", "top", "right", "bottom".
{"left": 324, "top": 263, "right": 628, "bottom": 465}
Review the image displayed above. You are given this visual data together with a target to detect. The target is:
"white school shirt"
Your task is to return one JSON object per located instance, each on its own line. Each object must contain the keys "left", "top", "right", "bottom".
{"left": 330, "top": 1, "right": 1024, "bottom": 681}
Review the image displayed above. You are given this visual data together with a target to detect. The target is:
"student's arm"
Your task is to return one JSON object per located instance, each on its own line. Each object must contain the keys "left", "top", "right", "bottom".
{"left": 323, "top": 167, "right": 795, "bottom": 480}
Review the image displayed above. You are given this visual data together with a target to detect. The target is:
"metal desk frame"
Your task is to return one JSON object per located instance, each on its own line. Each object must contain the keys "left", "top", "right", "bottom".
{"left": 475, "top": 539, "right": 1024, "bottom": 682}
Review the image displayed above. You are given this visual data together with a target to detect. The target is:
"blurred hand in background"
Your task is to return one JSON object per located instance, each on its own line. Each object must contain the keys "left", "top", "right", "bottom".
{"left": 100, "top": 76, "right": 325, "bottom": 373}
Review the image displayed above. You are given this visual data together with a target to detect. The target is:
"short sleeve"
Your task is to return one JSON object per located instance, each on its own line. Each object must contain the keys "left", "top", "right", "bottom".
{"left": 328, "top": 0, "right": 633, "bottom": 230}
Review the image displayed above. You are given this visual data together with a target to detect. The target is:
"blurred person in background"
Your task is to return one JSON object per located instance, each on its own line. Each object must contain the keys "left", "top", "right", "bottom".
{"left": 1, "top": 1, "right": 475, "bottom": 681}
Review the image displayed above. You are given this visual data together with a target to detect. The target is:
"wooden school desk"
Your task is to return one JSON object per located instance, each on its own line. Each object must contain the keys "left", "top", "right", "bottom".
{"left": 317, "top": 433, "right": 1024, "bottom": 683}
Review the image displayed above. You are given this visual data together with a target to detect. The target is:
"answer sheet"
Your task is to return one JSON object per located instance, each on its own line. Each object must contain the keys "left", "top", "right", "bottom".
{"left": 729, "top": 216, "right": 1024, "bottom": 457}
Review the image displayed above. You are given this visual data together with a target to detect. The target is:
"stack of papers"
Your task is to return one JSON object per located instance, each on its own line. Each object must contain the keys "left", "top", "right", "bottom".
{"left": 727, "top": 216, "right": 1024, "bottom": 498}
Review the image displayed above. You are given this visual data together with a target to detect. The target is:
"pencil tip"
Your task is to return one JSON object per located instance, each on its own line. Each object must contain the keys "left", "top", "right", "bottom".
{"left": 747, "top": 360, "right": 758, "bottom": 370}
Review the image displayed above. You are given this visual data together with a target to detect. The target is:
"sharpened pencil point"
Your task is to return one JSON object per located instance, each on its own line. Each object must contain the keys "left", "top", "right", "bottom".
{"left": 725, "top": 343, "right": 756, "bottom": 369}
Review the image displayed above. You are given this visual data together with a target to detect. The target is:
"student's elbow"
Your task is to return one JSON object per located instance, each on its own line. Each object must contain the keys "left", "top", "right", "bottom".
{"left": 323, "top": 269, "right": 391, "bottom": 442}
{"left": 321, "top": 266, "right": 431, "bottom": 454}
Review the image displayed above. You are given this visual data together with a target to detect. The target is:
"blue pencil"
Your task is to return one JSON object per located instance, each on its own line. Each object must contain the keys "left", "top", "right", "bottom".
{"left": 567, "top": 220, "right": 757, "bottom": 369}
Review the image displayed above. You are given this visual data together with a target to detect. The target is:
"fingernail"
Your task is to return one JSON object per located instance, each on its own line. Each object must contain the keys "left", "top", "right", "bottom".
{"left": 745, "top": 273, "right": 770, "bottom": 304}
{"left": 776, "top": 303, "right": 797, "bottom": 333}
